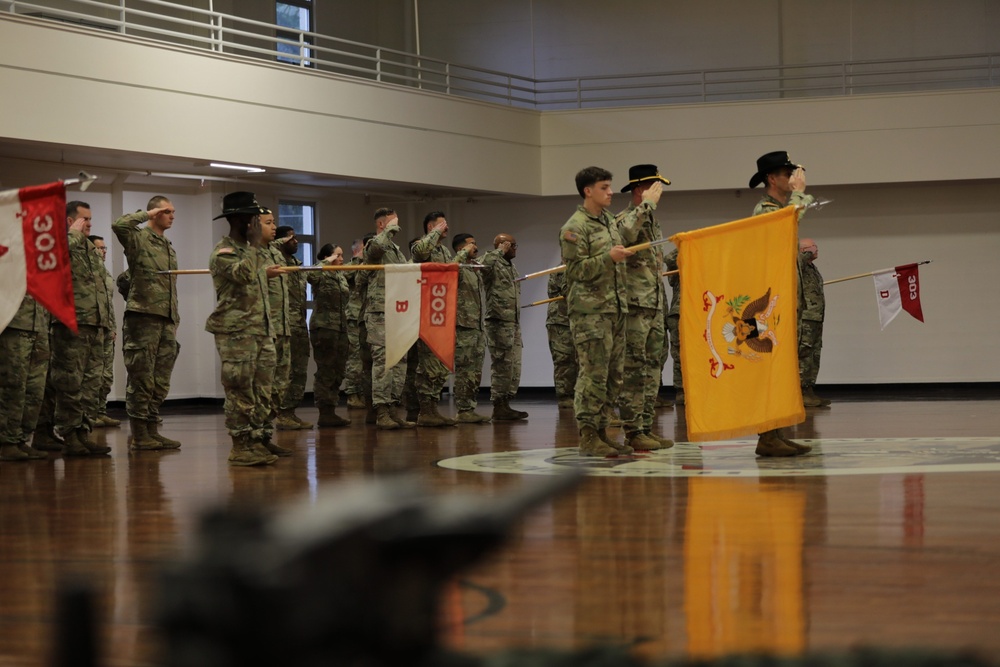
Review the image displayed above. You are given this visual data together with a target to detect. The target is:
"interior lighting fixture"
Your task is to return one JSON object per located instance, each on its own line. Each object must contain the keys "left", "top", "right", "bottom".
{"left": 209, "top": 162, "right": 266, "bottom": 173}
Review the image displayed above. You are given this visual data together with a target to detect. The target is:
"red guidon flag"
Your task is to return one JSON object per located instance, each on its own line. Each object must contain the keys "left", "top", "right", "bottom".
{"left": 0, "top": 182, "right": 76, "bottom": 333}
{"left": 873, "top": 263, "right": 925, "bottom": 330}
{"left": 384, "top": 263, "right": 458, "bottom": 371}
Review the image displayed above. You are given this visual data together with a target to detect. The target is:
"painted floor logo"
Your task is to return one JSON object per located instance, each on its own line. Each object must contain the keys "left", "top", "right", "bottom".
{"left": 436, "top": 437, "right": 1000, "bottom": 478}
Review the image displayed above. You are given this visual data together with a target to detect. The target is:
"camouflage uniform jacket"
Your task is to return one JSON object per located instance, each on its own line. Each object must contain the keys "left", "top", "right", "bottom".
{"left": 345, "top": 255, "right": 365, "bottom": 322}
{"left": 112, "top": 211, "right": 179, "bottom": 323}
{"left": 281, "top": 249, "right": 308, "bottom": 333}
{"left": 308, "top": 266, "right": 350, "bottom": 332}
{"left": 559, "top": 205, "right": 628, "bottom": 316}
{"left": 68, "top": 230, "right": 114, "bottom": 328}
{"left": 545, "top": 272, "right": 570, "bottom": 327}
{"left": 103, "top": 266, "right": 116, "bottom": 331}
{"left": 454, "top": 247, "right": 483, "bottom": 331}
{"left": 263, "top": 245, "right": 291, "bottom": 337}
{"left": 616, "top": 200, "right": 665, "bottom": 310}
{"left": 6, "top": 294, "right": 49, "bottom": 333}
{"left": 798, "top": 254, "right": 825, "bottom": 322}
{"left": 480, "top": 248, "right": 519, "bottom": 323}
{"left": 410, "top": 229, "right": 454, "bottom": 264}
{"left": 205, "top": 236, "right": 273, "bottom": 337}
{"left": 362, "top": 226, "right": 409, "bottom": 315}
{"left": 664, "top": 248, "right": 680, "bottom": 317}
{"left": 752, "top": 192, "right": 815, "bottom": 218}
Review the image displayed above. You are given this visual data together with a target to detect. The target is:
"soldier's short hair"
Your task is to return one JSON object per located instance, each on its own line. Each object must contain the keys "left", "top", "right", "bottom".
{"left": 422, "top": 211, "right": 446, "bottom": 233}
{"left": 276, "top": 225, "right": 294, "bottom": 240}
{"left": 316, "top": 243, "right": 335, "bottom": 262}
{"left": 373, "top": 207, "right": 395, "bottom": 222}
{"left": 87, "top": 235, "right": 104, "bottom": 243}
{"left": 147, "top": 195, "right": 170, "bottom": 211}
{"left": 575, "top": 167, "right": 613, "bottom": 198}
{"left": 67, "top": 200, "right": 90, "bottom": 217}
{"left": 362, "top": 233, "right": 375, "bottom": 245}
{"left": 452, "top": 233, "right": 474, "bottom": 252}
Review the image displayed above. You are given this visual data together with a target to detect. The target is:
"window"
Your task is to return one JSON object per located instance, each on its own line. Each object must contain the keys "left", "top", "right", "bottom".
{"left": 278, "top": 201, "right": 317, "bottom": 318}
{"left": 276, "top": 0, "right": 313, "bottom": 66}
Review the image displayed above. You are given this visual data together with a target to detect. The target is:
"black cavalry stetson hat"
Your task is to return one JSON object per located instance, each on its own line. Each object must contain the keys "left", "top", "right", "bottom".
{"left": 212, "top": 191, "right": 267, "bottom": 220}
{"left": 748, "top": 151, "right": 800, "bottom": 188}
{"left": 620, "top": 164, "right": 671, "bottom": 193}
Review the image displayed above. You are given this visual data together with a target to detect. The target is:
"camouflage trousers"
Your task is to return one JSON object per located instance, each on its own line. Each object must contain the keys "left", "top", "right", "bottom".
{"left": 667, "top": 312, "right": 682, "bottom": 389}
{"left": 122, "top": 313, "right": 178, "bottom": 421}
{"left": 402, "top": 343, "right": 420, "bottom": 412}
{"left": 454, "top": 326, "right": 485, "bottom": 412}
{"left": 546, "top": 323, "right": 577, "bottom": 400}
{"left": 41, "top": 323, "right": 105, "bottom": 435}
{"left": 0, "top": 328, "right": 50, "bottom": 444}
{"left": 619, "top": 306, "right": 665, "bottom": 432}
{"left": 271, "top": 334, "right": 292, "bottom": 416}
{"left": 310, "top": 327, "right": 348, "bottom": 410}
{"left": 402, "top": 339, "right": 450, "bottom": 407}
{"left": 569, "top": 311, "right": 625, "bottom": 431}
{"left": 798, "top": 318, "right": 824, "bottom": 387}
{"left": 364, "top": 312, "right": 406, "bottom": 407}
{"left": 485, "top": 320, "right": 521, "bottom": 401}
{"left": 282, "top": 328, "right": 310, "bottom": 411}
{"left": 214, "top": 333, "right": 276, "bottom": 440}
{"left": 343, "top": 319, "right": 363, "bottom": 395}
{"left": 97, "top": 328, "right": 114, "bottom": 417}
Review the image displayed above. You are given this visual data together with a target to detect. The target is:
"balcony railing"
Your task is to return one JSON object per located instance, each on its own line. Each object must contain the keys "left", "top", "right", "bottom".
{"left": 5, "top": 0, "right": 999, "bottom": 110}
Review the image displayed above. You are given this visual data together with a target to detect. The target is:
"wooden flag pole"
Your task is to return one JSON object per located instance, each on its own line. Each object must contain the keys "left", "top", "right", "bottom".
{"left": 823, "top": 260, "right": 931, "bottom": 286}
{"left": 514, "top": 237, "right": 673, "bottom": 283}
{"left": 522, "top": 269, "right": 679, "bottom": 308}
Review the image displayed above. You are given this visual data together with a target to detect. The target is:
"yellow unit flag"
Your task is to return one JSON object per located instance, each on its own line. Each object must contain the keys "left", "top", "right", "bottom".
{"left": 670, "top": 206, "right": 804, "bottom": 441}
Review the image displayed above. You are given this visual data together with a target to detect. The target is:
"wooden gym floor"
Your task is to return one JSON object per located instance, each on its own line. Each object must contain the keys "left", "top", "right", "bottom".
{"left": 1, "top": 387, "right": 1000, "bottom": 666}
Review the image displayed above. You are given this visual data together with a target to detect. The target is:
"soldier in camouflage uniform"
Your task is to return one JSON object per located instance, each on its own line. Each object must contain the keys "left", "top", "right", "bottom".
{"left": 798, "top": 237, "right": 829, "bottom": 408}
{"left": 545, "top": 271, "right": 577, "bottom": 410}
{"left": 408, "top": 212, "right": 457, "bottom": 427}
{"left": 206, "top": 191, "right": 283, "bottom": 466}
{"left": 89, "top": 235, "right": 121, "bottom": 428}
{"left": 275, "top": 225, "right": 313, "bottom": 428}
{"left": 482, "top": 233, "right": 528, "bottom": 421}
{"left": 452, "top": 233, "right": 490, "bottom": 423}
{"left": 113, "top": 196, "right": 182, "bottom": 451}
{"left": 559, "top": 167, "right": 635, "bottom": 457}
{"left": 749, "top": 151, "right": 815, "bottom": 457}
{"left": 344, "top": 238, "right": 367, "bottom": 409}
{"left": 663, "top": 248, "right": 683, "bottom": 405}
{"left": 0, "top": 295, "right": 51, "bottom": 460}
{"left": 256, "top": 211, "right": 294, "bottom": 455}
{"left": 308, "top": 244, "right": 352, "bottom": 428}
{"left": 616, "top": 164, "right": 673, "bottom": 451}
{"left": 363, "top": 208, "right": 416, "bottom": 430}
{"left": 35, "top": 202, "right": 112, "bottom": 456}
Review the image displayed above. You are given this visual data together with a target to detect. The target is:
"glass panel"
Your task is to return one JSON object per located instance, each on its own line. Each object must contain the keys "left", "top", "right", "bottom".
{"left": 276, "top": 3, "right": 309, "bottom": 30}
{"left": 305, "top": 281, "right": 313, "bottom": 302}
{"left": 298, "top": 241, "right": 313, "bottom": 267}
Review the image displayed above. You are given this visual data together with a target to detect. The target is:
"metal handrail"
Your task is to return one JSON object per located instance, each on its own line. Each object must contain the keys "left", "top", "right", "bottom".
{"left": 5, "top": 0, "right": 998, "bottom": 110}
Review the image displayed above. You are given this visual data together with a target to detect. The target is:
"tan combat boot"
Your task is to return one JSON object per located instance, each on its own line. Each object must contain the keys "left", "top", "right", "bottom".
{"left": 626, "top": 431, "right": 669, "bottom": 452}
{"left": 346, "top": 393, "right": 366, "bottom": 409}
{"left": 228, "top": 435, "right": 277, "bottom": 466}
{"left": 375, "top": 405, "right": 400, "bottom": 430}
{"left": 94, "top": 414, "right": 121, "bottom": 427}
{"left": 492, "top": 397, "right": 528, "bottom": 421}
{"left": 417, "top": 400, "right": 456, "bottom": 427}
{"left": 755, "top": 431, "right": 799, "bottom": 457}
{"left": 275, "top": 409, "right": 300, "bottom": 430}
{"left": 259, "top": 434, "right": 293, "bottom": 457}
{"left": 129, "top": 418, "right": 164, "bottom": 451}
{"left": 17, "top": 442, "right": 48, "bottom": 460}
{"left": 0, "top": 444, "right": 29, "bottom": 461}
{"left": 31, "top": 426, "right": 63, "bottom": 452}
{"left": 674, "top": 389, "right": 685, "bottom": 405}
{"left": 456, "top": 410, "right": 491, "bottom": 424}
{"left": 802, "top": 386, "right": 824, "bottom": 408}
{"left": 578, "top": 426, "right": 617, "bottom": 458}
{"left": 777, "top": 430, "right": 813, "bottom": 455}
{"left": 598, "top": 428, "right": 633, "bottom": 456}
{"left": 390, "top": 407, "right": 417, "bottom": 429}
{"left": 290, "top": 411, "right": 314, "bottom": 428}
{"left": 556, "top": 397, "right": 574, "bottom": 409}
{"left": 317, "top": 406, "right": 351, "bottom": 428}
{"left": 148, "top": 420, "right": 181, "bottom": 449}
{"left": 650, "top": 432, "right": 675, "bottom": 449}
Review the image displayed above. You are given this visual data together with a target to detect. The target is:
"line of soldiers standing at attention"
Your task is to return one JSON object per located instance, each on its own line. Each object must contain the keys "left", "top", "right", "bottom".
{"left": 553, "top": 154, "right": 826, "bottom": 458}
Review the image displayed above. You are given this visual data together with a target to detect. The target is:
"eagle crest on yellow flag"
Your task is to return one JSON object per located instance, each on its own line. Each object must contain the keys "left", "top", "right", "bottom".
{"left": 670, "top": 206, "right": 804, "bottom": 441}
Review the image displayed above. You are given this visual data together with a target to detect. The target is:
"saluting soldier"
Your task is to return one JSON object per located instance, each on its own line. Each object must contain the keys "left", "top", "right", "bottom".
{"left": 274, "top": 224, "right": 313, "bottom": 428}
{"left": 308, "top": 243, "right": 352, "bottom": 428}
{"left": 663, "top": 247, "right": 683, "bottom": 405}
{"left": 112, "top": 196, "right": 181, "bottom": 450}
{"left": 452, "top": 233, "right": 491, "bottom": 423}
{"left": 0, "top": 294, "right": 51, "bottom": 460}
{"left": 545, "top": 271, "right": 577, "bottom": 410}
{"left": 798, "top": 237, "right": 829, "bottom": 408}
{"left": 481, "top": 233, "right": 528, "bottom": 421}
{"left": 206, "top": 192, "right": 283, "bottom": 466}
{"left": 616, "top": 164, "right": 674, "bottom": 451}
{"left": 343, "top": 238, "right": 367, "bottom": 409}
